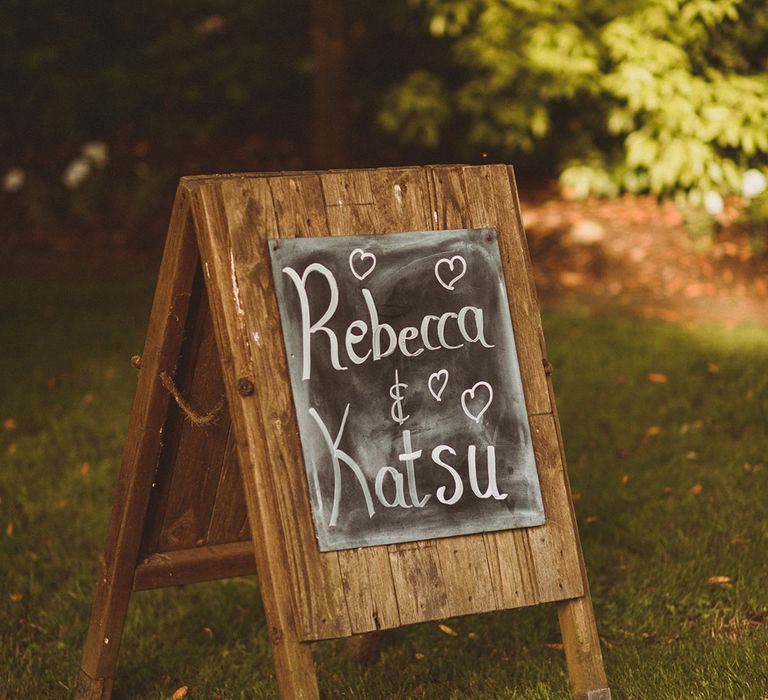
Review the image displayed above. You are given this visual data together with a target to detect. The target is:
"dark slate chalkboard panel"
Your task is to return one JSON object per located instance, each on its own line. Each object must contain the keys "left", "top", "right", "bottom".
{"left": 269, "top": 228, "right": 545, "bottom": 551}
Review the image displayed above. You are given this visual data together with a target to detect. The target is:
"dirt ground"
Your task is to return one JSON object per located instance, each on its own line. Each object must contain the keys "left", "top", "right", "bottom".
{"left": 519, "top": 183, "right": 768, "bottom": 326}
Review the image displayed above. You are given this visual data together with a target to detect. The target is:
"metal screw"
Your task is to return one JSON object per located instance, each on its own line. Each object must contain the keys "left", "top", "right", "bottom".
{"left": 237, "top": 378, "right": 255, "bottom": 396}
{"left": 130, "top": 354, "right": 142, "bottom": 369}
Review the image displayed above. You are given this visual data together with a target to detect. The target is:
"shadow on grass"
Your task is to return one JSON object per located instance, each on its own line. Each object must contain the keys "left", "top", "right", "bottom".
{"left": 0, "top": 271, "right": 766, "bottom": 698}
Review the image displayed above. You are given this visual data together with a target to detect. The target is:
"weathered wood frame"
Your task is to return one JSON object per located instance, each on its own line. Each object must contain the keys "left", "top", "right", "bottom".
{"left": 75, "top": 165, "right": 610, "bottom": 700}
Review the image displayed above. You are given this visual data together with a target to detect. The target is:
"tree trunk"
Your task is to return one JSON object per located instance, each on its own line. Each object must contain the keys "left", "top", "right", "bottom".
{"left": 310, "top": 0, "right": 350, "bottom": 168}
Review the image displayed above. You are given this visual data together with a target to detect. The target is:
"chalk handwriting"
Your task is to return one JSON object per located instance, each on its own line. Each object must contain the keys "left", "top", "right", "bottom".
{"left": 428, "top": 369, "right": 449, "bottom": 402}
{"left": 389, "top": 370, "right": 409, "bottom": 425}
{"left": 461, "top": 381, "right": 494, "bottom": 423}
{"left": 282, "top": 263, "right": 494, "bottom": 380}
{"left": 434, "top": 255, "right": 467, "bottom": 291}
{"left": 349, "top": 248, "right": 376, "bottom": 281}
{"left": 270, "top": 228, "right": 545, "bottom": 551}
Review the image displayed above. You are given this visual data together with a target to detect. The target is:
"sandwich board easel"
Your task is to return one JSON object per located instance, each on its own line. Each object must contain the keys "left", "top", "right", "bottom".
{"left": 75, "top": 165, "right": 610, "bottom": 699}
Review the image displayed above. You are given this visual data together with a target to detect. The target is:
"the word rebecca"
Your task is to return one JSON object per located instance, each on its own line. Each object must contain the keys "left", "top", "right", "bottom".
{"left": 283, "top": 263, "right": 493, "bottom": 380}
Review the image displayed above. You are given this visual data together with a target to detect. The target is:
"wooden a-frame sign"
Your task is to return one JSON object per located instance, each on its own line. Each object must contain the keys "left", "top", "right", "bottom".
{"left": 75, "top": 165, "right": 610, "bottom": 699}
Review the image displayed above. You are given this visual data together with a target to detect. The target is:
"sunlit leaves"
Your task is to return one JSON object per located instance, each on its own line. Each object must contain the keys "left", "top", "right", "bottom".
{"left": 383, "top": 0, "right": 768, "bottom": 199}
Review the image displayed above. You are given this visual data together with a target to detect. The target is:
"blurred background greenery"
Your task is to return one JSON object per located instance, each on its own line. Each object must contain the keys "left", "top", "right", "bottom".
{"left": 2, "top": 0, "right": 768, "bottom": 255}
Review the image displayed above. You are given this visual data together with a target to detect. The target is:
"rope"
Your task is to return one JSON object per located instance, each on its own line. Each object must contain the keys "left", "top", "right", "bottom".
{"left": 159, "top": 371, "right": 226, "bottom": 427}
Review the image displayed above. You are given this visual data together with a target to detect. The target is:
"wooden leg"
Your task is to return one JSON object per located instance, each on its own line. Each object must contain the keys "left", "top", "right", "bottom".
{"left": 269, "top": 634, "right": 319, "bottom": 700}
{"left": 75, "top": 188, "right": 200, "bottom": 698}
{"left": 74, "top": 669, "right": 113, "bottom": 700}
{"left": 557, "top": 596, "right": 611, "bottom": 700}
{"left": 75, "top": 557, "right": 136, "bottom": 699}
{"left": 343, "top": 631, "right": 384, "bottom": 665}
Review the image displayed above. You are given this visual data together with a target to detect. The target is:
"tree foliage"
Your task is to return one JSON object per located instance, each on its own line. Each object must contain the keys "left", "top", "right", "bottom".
{"left": 381, "top": 0, "right": 768, "bottom": 199}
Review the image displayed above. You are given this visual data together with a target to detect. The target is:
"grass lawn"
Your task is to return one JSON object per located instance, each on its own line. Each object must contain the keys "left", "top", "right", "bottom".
{"left": 1, "top": 266, "right": 767, "bottom": 699}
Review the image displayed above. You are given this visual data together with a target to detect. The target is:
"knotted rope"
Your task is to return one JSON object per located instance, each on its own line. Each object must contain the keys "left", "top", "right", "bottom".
{"left": 159, "top": 371, "right": 226, "bottom": 427}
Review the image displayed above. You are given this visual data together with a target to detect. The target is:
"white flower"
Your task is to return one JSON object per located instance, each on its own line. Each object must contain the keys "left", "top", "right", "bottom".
{"left": 81, "top": 141, "right": 109, "bottom": 169}
{"left": 3, "top": 167, "right": 25, "bottom": 192}
{"left": 742, "top": 169, "right": 766, "bottom": 199}
{"left": 62, "top": 157, "right": 92, "bottom": 189}
{"left": 703, "top": 191, "right": 724, "bottom": 215}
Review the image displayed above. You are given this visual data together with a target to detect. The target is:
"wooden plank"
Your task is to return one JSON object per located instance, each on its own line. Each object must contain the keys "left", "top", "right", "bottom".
{"left": 558, "top": 596, "right": 611, "bottom": 700}
{"left": 205, "top": 429, "right": 251, "bottom": 545}
{"left": 418, "top": 166, "right": 508, "bottom": 619}
{"left": 528, "top": 414, "right": 584, "bottom": 601}
{"left": 269, "top": 173, "right": 329, "bottom": 239}
{"left": 255, "top": 174, "right": 359, "bottom": 641}
{"left": 133, "top": 541, "right": 256, "bottom": 590}
{"left": 368, "top": 167, "right": 432, "bottom": 232}
{"left": 320, "top": 169, "right": 377, "bottom": 233}
{"left": 156, "top": 288, "right": 233, "bottom": 551}
{"left": 336, "top": 547, "right": 400, "bottom": 633}
{"left": 78, "top": 185, "right": 200, "bottom": 687}
{"left": 387, "top": 541, "right": 450, "bottom": 626}
{"left": 435, "top": 534, "right": 497, "bottom": 616}
{"left": 196, "top": 177, "right": 352, "bottom": 643}
{"left": 434, "top": 165, "right": 551, "bottom": 414}
{"left": 312, "top": 169, "right": 407, "bottom": 634}
{"left": 322, "top": 171, "right": 374, "bottom": 206}
{"left": 191, "top": 180, "right": 320, "bottom": 698}
{"left": 436, "top": 164, "right": 560, "bottom": 611}
{"left": 427, "top": 165, "right": 470, "bottom": 230}
{"left": 498, "top": 165, "right": 552, "bottom": 404}
{"left": 138, "top": 269, "right": 207, "bottom": 555}
{"left": 483, "top": 527, "right": 540, "bottom": 610}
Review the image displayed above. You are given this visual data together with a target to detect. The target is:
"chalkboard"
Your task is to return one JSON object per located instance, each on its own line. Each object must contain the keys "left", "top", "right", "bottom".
{"left": 270, "top": 228, "right": 545, "bottom": 551}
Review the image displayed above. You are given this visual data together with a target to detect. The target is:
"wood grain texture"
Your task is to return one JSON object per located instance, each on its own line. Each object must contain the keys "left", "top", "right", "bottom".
{"left": 133, "top": 541, "right": 256, "bottom": 590}
{"left": 156, "top": 285, "right": 233, "bottom": 551}
{"left": 78, "top": 186, "right": 200, "bottom": 686}
{"left": 337, "top": 547, "right": 400, "bottom": 633}
{"left": 429, "top": 165, "right": 550, "bottom": 415}
{"left": 528, "top": 414, "right": 584, "bottom": 601}
{"left": 387, "top": 540, "right": 449, "bottom": 626}
{"left": 435, "top": 534, "right": 497, "bottom": 617}
{"left": 138, "top": 270, "right": 207, "bottom": 555}
{"left": 427, "top": 165, "right": 532, "bottom": 616}
{"left": 192, "top": 179, "right": 321, "bottom": 698}
{"left": 195, "top": 175, "right": 353, "bottom": 643}
{"left": 426, "top": 165, "right": 559, "bottom": 617}
{"left": 558, "top": 595, "right": 611, "bottom": 700}
{"left": 320, "top": 169, "right": 377, "bottom": 233}
{"left": 140, "top": 273, "right": 251, "bottom": 556}
{"left": 322, "top": 171, "right": 374, "bottom": 206}
{"left": 205, "top": 429, "right": 251, "bottom": 545}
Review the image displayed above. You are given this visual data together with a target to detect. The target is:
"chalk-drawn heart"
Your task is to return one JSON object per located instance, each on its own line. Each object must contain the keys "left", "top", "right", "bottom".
{"left": 428, "top": 369, "right": 449, "bottom": 402}
{"left": 461, "top": 381, "right": 493, "bottom": 423}
{"left": 349, "top": 248, "right": 376, "bottom": 281}
{"left": 434, "top": 255, "right": 467, "bottom": 291}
